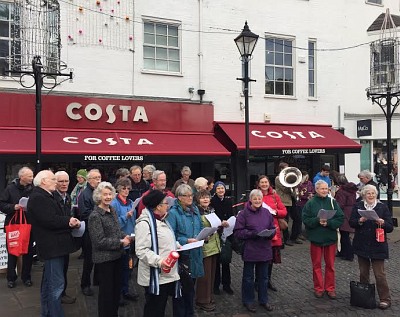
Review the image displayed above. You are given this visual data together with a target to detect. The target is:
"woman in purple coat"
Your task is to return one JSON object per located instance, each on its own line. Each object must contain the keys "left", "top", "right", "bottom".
{"left": 335, "top": 174, "right": 358, "bottom": 261}
{"left": 233, "top": 189, "right": 276, "bottom": 313}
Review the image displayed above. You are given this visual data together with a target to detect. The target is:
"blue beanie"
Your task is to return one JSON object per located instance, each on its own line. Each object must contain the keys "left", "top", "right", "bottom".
{"left": 213, "top": 181, "right": 226, "bottom": 191}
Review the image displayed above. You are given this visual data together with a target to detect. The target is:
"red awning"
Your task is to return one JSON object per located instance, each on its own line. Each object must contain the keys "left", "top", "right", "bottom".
{"left": 215, "top": 122, "right": 361, "bottom": 154}
{"left": 0, "top": 128, "right": 230, "bottom": 156}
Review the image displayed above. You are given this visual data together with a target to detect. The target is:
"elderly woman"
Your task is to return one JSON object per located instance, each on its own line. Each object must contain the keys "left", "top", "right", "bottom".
{"left": 234, "top": 189, "right": 276, "bottom": 313}
{"left": 135, "top": 190, "right": 180, "bottom": 317}
{"left": 257, "top": 175, "right": 287, "bottom": 292}
{"left": 110, "top": 178, "right": 138, "bottom": 304}
{"left": 349, "top": 184, "right": 393, "bottom": 310}
{"left": 88, "top": 182, "right": 131, "bottom": 317}
{"left": 171, "top": 166, "right": 195, "bottom": 195}
{"left": 168, "top": 184, "right": 204, "bottom": 317}
{"left": 194, "top": 177, "right": 208, "bottom": 193}
{"left": 194, "top": 189, "right": 221, "bottom": 312}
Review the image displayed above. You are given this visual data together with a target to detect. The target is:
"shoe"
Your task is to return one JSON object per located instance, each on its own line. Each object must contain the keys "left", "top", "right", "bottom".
{"left": 327, "top": 291, "right": 336, "bottom": 299}
{"left": 82, "top": 286, "right": 94, "bottom": 296}
{"left": 294, "top": 238, "right": 303, "bottom": 244}
{"left": 260, "top": 303, "right": 274, "bottom": 311}
{"left": 61, "top": 294, "right": 76, "bottom": 304}
{"left": 285, "top": 240, "right": 294, "bottom": 246}
{"left": 7, "top": 281, "right": 15, "bottom": 289}
{"left": 243, "top": 303, "right": 257, "bottom": 313}
{"left": 379, "top": 301, "right": 391, "bottom": 310}
{"left": 196, "top": 302, "right": 215, "bottom": 312}
{"left": 223, "top": 285, "right": 234, "bottom": 295}
{"left": 213, "top": 287, "right": 220, "bottom": 295}
{"left": 23, "top": 280, "right": 32, "bottom": 287}
{"left": 314, "top": 291, "right": 324, "bottom": 298}
{"left": 123, "top": 293, "right": 139, "bottom": 301}
{"left": 268, "top": 281, "right": 278, "bottom": 292}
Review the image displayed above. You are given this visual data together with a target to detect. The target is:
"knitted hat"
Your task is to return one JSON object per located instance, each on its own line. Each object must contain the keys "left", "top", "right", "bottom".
{"left": 76, "top": 169, "right": 88, "bottom": 180}
{"left": 213, "top": 181, "right": 226, "bottom": 191}
{"left": 142, "top": 190, "right": 167, "bottom": 210}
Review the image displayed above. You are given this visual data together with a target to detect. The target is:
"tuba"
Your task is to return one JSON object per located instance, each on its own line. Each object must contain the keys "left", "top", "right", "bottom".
{"left": 279, "top": 167, "right": 303, "bottom": 200}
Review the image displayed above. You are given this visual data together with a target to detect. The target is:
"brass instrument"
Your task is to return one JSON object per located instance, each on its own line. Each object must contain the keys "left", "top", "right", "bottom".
{"left": 278, "top": 167, "right": 303, "bottom": 200}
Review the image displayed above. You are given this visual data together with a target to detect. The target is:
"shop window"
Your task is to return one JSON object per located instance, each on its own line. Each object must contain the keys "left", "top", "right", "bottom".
{"left": 360, "top": 140, "right": 371, "bottom": 172}
{"left": 265, "top": 36, "right": 294, "bottom": 96}
{"left": 308, "top": 40, "right": 316, "bottom": 98}
{"left": 373, "top": 140, "right": 398, "bottom": 199}
{"left": 143, "top": 20, "right": 180, "bottom": 73}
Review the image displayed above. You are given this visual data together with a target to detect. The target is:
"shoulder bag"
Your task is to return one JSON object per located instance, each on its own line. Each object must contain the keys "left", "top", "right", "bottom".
{"left": 272, "top": 192, "right": 288, "bottom": 230}
{"left": 5, "top": 208, "right": 31, "bottom": 256}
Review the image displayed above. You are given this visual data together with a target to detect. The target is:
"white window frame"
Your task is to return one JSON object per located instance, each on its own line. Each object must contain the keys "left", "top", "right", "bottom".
{"left": 142, "top": 18, "right": 181, "bottom": 75}
{"left": 0, "top": 0, "right": 19, "bottom": 75}
{"left": 265, "top": 34, "right": 295, "bottom": 97}
{"left": 308, "top": 39, "right": 317, "bottom": 99}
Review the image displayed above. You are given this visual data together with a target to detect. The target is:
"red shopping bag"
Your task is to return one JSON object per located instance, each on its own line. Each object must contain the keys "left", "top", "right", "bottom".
{"left": 5, "top": 208, "right": 31, "bottom": 256}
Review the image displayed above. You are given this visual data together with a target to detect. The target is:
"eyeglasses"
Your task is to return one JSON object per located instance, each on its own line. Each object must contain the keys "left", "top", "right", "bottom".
{"left": 57, "top": 180, "right": 70, "bottom": 183}
{"left": 89, "top": 176, "right": 101, "bottom": 180}
{"left": 180, "top": 194, "right": 193, "bottom": 198}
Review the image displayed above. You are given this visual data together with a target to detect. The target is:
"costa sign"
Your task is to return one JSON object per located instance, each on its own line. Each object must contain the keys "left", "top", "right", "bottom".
{"left": 251, "top": 130, "right": 324, "bottom": 139}
{"left": 66, "top": 102, "right": 149, "bottom": 124}
{"left": 63, "top": 136, "right": 153, "bottom": 146}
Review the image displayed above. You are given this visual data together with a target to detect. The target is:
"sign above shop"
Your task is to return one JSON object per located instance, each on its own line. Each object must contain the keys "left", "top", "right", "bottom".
{"left": 357, "top": 119, "right": 372, "bottom": 137}
{"left": 84, "top": 155, "right": 144, "bottom": 161}
{"left": 282, "top": 148, "right": 326, "bottom": 155}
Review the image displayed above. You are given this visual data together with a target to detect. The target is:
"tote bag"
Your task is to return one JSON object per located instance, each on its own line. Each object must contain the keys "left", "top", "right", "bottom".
{"left": 5, "top": 208, "right": 31, "bottom": 256}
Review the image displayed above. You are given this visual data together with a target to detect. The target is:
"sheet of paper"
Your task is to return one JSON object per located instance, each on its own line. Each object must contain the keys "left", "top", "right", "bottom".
{"left": 222, "top": 216, "right": 236, "bottom": 239}
{"left": 196, "top": 227, "right": 218, "bottom": 241}
{"left": 19, "top": 197, "right": 29, "bottom": 210}
{"left": 133, "top": 197, "right": 141, "bottom": 209}
{"left": 358, "top": 209, "right": 380, "bottom": 221}
{"left": 204, "top": 213, "right": 222, "bottom": 228}
{"left": 317, "top": 209, "right": 336, "bottom": 220}
{"left": 71, "top": 221, "right": 85, "bottom": 237}
{"left": 177, "top": 240, "right": 204, "bottom": 251}
{"left": 257, "top": 228, "right": 276, "bottom": 238}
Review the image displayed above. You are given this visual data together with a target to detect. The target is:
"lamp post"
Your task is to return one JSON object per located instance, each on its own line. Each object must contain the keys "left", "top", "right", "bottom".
{"left": 234, "top": 21, "right": 259, "bottom": 195}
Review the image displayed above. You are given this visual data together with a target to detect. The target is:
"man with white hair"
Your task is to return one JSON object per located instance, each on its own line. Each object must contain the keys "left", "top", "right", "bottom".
{"left": 358, "top": 170, "right": 380, "bottom": 200}
{"left": 28, "top": 170, "right": 80, "bottom": 317}
{"left": 142, "top": 164, "right": 156, "bottom": 184}
{"left": 0, "top": 166, "right": 34, "bottom": 289}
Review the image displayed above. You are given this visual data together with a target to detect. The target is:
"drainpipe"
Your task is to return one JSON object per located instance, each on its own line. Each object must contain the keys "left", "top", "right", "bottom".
{"left": 198, "top": 0, "right": 204, "bottom": 102}
{"left": 131, "top": 0, "right": 136, "bottom": 96}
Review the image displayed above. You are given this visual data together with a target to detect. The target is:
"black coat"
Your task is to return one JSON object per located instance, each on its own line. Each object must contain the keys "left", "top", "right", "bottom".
{"left": 210, "top": 195, "right": 233, "bottom": 221}
{"left": 78, "top": 184, "right": 95, "bottom": 222}
{"left": 349, "top": 200, "right": 393, "bottom": 260}
{"left": 0, "top": 178, "right": 33, "bottom": 230}
{"left": 27, "top": 187, "right": 76, "bottom": 260}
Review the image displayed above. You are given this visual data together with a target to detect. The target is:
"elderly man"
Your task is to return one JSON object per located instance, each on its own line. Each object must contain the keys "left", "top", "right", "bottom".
{"left": 28, "top": 170, "right": 80, "bottom": 317}
{"left": 0, "top": 166, "right": 34, "bottom": 289}
{"left": 142, "top": 164, "right": 156, "bottom": 185}
{"left": 137, "top": 170, "right": 175, "bottom": 217}
{"left": 358, "top": 170, "right": 380, "bottom": 200}
{"left": 53, "top": 171, "right": 76, "bottom": 304}
{"left": 171, "top": 166, "right": 195, "bottom": 195}
{"left": 302, "top": 180, "right": 344, "bottom": 300}
{"left": 78, "top": 169, "right": 101, "bottom": 296}
{"left": 127, "top": 165, "right": 149, "bottom": 202}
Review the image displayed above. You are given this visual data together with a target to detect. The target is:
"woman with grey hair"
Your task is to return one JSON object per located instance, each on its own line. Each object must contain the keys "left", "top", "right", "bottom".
{"left": 89, "top": 182, "right": 132, "bottom": 317}
{"left": 233, "top": 189, "right": 276, "bottom": 313}
{"left": 349, "top": 184, "right": 393, "bottom": 310}
{"left": 194, "top": 177, "right": 208, "bottom": 192}
{"left": 171, "top": 166, "right": 195, "bottom": 195}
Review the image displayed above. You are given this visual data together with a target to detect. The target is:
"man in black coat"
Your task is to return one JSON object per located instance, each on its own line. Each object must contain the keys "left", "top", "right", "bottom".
{"left": 28, "top": 170, "right": 80, "bottom": 317}
{"left": 0, "top": 166, "right": 34, "bottom": 289}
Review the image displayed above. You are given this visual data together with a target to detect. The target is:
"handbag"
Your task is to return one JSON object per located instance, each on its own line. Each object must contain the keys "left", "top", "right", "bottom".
{"left": 178, "top": 261, "right": 194, "bottom": 294}
{"left": 350, "top": 281, "right": 376, "bottom": 309}
{"left": 5, "top": 208, "right": 31, "bottom": 256}
{"left": 230, "top": 234, "right": 245, "bottom": 255}
{"left": 220, "top": 237, "right": 232, "bottom": 264}
{"left": 278, "top": 218, "right": 288, "bottom": 231}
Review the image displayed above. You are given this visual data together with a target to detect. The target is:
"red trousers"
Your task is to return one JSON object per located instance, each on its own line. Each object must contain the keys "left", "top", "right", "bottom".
{"left": 310, "top": 243, "right": 336, "bottom": 292}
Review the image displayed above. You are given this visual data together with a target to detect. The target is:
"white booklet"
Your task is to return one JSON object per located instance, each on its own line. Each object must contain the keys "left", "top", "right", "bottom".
{"left": 204, "top": 213, "right": 222, "bottom": 228}
{"left": 196, "top": 227, "right": 218, "bottom": 241}
{"left": 222, "top": 216, "right": 236, "bottom": 239}
{"left": 257, "top": 228, "right": 276, "bottom": 238}
{"left": 177, "top": 240, "right": 204, "bottom": 251}
{"left": 358, "top": 209, "right": 379, "bottom": 221}
{"left": 317, "top": 209, "right": 336, "bottom": 220}
{"left": 71, "top": 221, "right": 85, "bottom": 237}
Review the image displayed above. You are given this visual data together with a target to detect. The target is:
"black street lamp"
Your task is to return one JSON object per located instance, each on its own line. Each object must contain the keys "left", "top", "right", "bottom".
{"left": 234, "top": 21, "right": 259, "bottom": 195}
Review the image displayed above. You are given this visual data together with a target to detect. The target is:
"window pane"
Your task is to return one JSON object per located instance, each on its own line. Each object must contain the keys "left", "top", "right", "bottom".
{"left": 144, "top": 23, "right": 154, "bottom": 34}
{"left": 285, "top": 68, "right": 293, "bottom": 81}
{"left": 265, "top": 81, "right": 274, "bottom": 94}
{"left": 168, "top": 36, "right": 178, "bottom": 47}
{"left": 275, "top": 39, "right": 283, "bottom": 52}
{"left": 143, "top": 46, "right": 155, "bottom": 58}
{"left": 308, "top": 42, "right": 314, "bottom": 55}
{"left": 0, "top": 20, "right": 9, "bottom": 37}
{"left": 169, "top": 48, "right": 179, "bottom": 61}
{"left": 144, "top": 33, "right": 155, "bottom": 45}
{"left": 275, "top": 81, "right": 284, "bottom": 95}
{"left": 276, "top": 67, "right": 284, "bottom": 80}
{"left": 284, "top": 53, "right": 292, "bottom": 66}
{"left": 156, "top": 24, "right": 167, "bottom": 35}
{"left": 266, "top": 51, "right": 274, "bottom": 64}
{"left": 156, "top": 47, "right": 167, "bottom": 59}
{"left": 169, "top": 61, "right": 180, "bottom": 72}
{"left": 156, "top": 35, "right": 167, "bottom": 46}
{"left": 144, "top": 58, "right": 155, "bottom": 70}
{"left": 309, "top": 70, "right": 314, "bottom": 83}
{"left": 309, "top": 84, "right": 314, "bottom": 97}
{"left": 265, "top": 66, "right": 274, "bottom": 80}
{"left": 284, "top": 40, "right": 292, "bottom": 53}
{"left": 168, "top": 26, "right": 178, "bottom": 36}
{"left": 0, "top": 4, "right": 9, "bottom": 20}
{"left": 285, "top": 82, "right": 293, "bottom": 95}
{"left": 266, "top": 38, "right": 274, "bottom": 51}
{"left": 275, "top": 52, "right": 283, "bottom": 65}
{"left": 309, "top": 56, "right": 314, "bottom": 69}
{"left": 0, "top": 39, "right": 9, "bottom": 57}
{"left": 156, "top": 59, "right": 168, "bottom": 71}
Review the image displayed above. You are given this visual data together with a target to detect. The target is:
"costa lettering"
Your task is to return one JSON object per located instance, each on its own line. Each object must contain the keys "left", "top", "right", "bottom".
{"left": 63, "top": 137, "right": 153, "bottom": 146}
{"left": 66, "top": 103, "right": 149, "bottom": 124}
{"left": 251, "top": 130, "right": 325, "bottom": 139}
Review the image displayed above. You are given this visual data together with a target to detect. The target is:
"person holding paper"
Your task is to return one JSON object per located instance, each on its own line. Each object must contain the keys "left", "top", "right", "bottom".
{"left": 135, "top": 190, "right": 181, "bottom": 317}
{"left": 233, "top": 189, "right": 275, "bottom": 313}
{"left": 257, "top": 175, "right": 287, "bottom": 292}
{"left": 349, "top": 184, "right": 393, "bottom": 310}
{"left": 302, "top": 180, "right": 344, "bottom": 300}
{"left": 168, "top": 184, "right": 204, "bottom": 317}
{"left": 194, "top": 189, "right": 221, "bottom": 312}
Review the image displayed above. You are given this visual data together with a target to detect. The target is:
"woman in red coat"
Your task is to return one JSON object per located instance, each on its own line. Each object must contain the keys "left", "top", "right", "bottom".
{"left": 257, "top": 175, "right": 287, "bottom": 291}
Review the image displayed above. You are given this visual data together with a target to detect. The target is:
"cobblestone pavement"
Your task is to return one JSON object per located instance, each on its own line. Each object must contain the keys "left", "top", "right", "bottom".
{"left": 1, "top": 228, "right": 400, "bottom": 317}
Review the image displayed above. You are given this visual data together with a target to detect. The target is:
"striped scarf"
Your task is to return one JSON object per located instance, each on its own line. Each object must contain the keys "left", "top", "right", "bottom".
{"left": 148, "top": 209, "right": 161, "bottom": 295}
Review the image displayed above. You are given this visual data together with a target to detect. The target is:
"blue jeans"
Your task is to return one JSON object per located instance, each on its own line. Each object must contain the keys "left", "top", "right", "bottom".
{"left": 242, "top": 261, "right": 269, "bottom": 305}
{"left": 40, "top": 256, "right": 65, "bottom": 317}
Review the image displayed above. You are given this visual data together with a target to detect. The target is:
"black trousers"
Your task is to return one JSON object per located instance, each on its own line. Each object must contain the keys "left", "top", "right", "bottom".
{"left": 62, "top": 254, "right": 69, "bottom": 295}
{"left": 6, "top": 231, "right": 34, "bottom": 283}
{"left": 143, "top": 282, "right": 177, "bottom": 317}
{"left": 214, "top": 254, "right": 231, "bottom": 288}
{"left": 80, "top": 230, "right": 98, "bottom": 288}
{"left": 283, "top": 205, "right": 302, "bottom": 241}
{"left": 97, "top": 257, "right": 122, "bottom": 317}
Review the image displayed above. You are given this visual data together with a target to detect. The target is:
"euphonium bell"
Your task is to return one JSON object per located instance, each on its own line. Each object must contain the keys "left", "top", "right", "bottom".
{"left": 278, "top": 167, "right": 303, "bottom": 188}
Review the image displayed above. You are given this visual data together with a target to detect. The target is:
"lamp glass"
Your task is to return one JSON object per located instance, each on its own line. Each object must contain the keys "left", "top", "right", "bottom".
{"left": 234, "top": 22, "right": 259, "bottom": 57}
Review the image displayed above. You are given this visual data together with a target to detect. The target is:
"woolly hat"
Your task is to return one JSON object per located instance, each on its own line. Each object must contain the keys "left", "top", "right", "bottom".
{"left": 76, "top": 169, "right": 88, "bottom": 180}
{"left": 213, "top": 181, "right": 226, "bottom": 191}
{"left": 142, "top": 190, "right": 167, "bottom": 210}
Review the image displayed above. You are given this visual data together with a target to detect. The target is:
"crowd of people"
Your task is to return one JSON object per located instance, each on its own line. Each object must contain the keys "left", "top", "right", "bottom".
{"left": 0, "top": 163, "right": 395, "bottom": 316}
